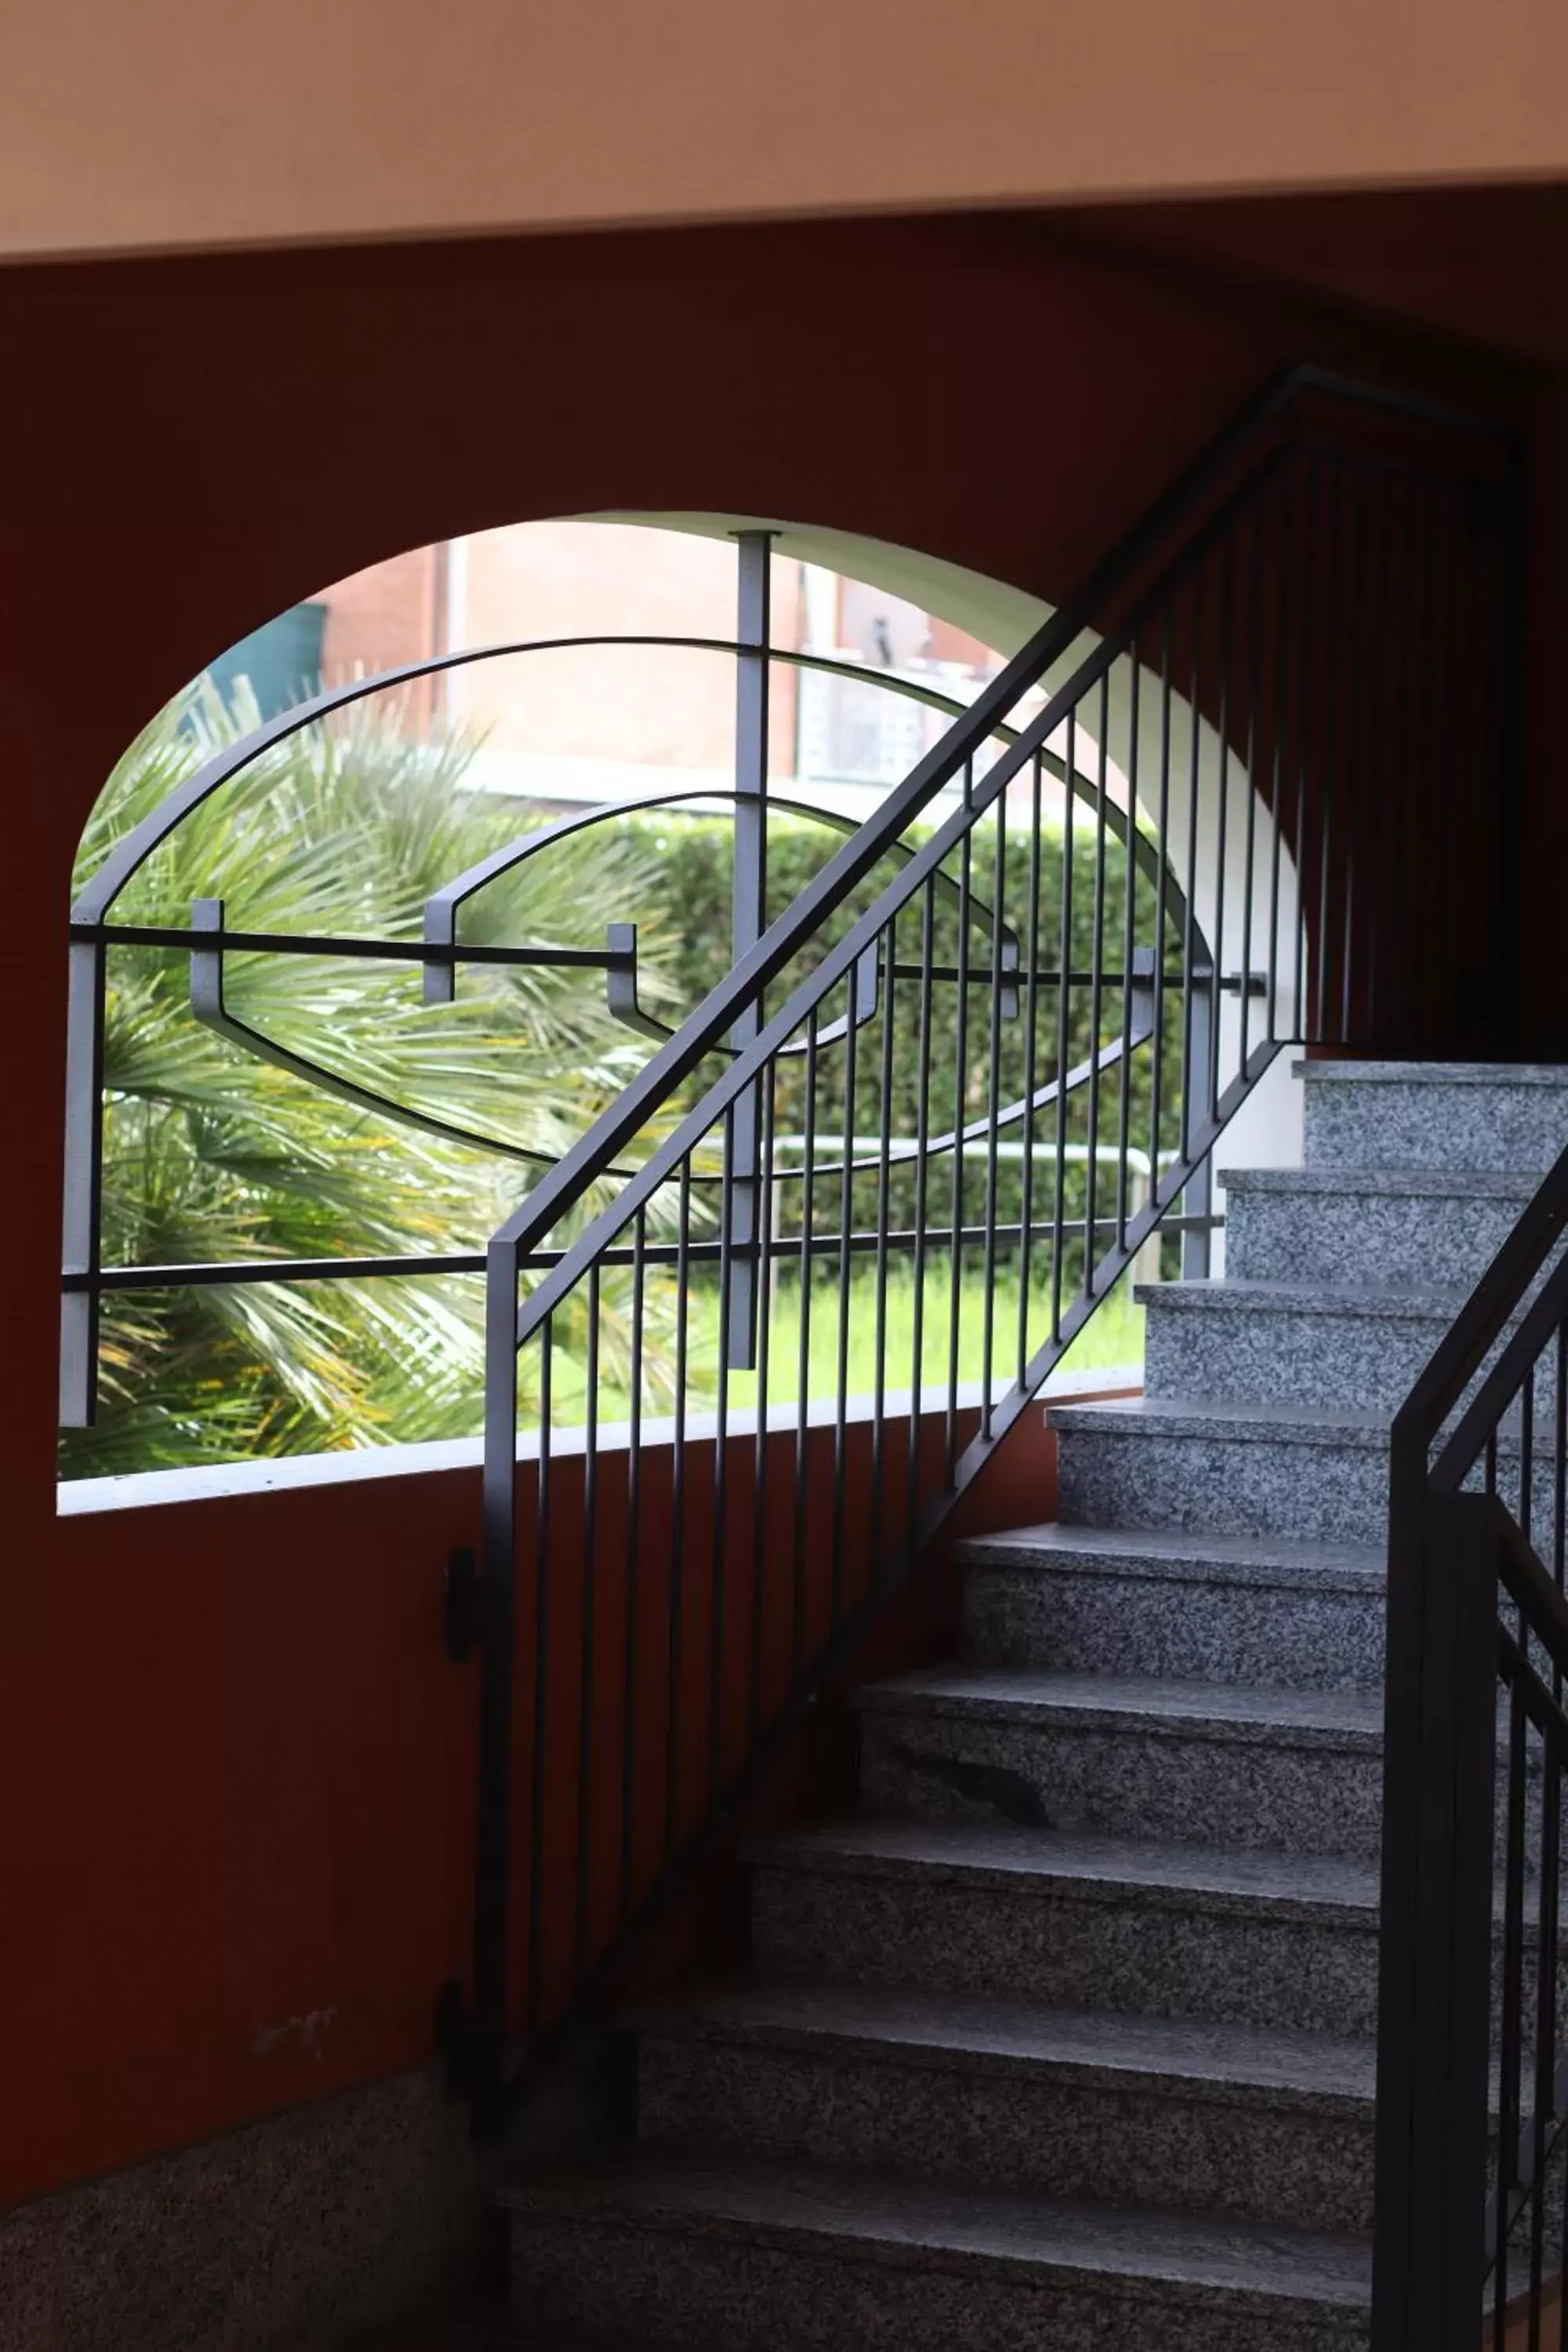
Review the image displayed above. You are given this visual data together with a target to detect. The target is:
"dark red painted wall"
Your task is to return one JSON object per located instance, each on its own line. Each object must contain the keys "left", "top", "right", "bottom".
{"left": 0, "top": 207, "right": 1557, "bottom": 2210}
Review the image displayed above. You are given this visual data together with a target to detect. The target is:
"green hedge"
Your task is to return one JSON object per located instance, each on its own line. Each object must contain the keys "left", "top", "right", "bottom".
{"left": 615, "top": 808, "right": 1195, "bottom": 1290}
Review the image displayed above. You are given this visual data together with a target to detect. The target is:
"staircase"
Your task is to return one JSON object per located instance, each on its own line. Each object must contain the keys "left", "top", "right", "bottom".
{"left": 500, "top": 1066, "right": 1568, "bottom": 2347}
{"left": 501, "top": 1058, "right": 1568, "bottom": 2346}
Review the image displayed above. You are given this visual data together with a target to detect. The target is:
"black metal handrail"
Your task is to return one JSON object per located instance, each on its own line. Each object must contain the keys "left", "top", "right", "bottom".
{"left": 1375, "top": 1139, "right": 1568, "bottom": 2352}
{"left": 457, "top": 365, "right": 1523, "bottom": 2125}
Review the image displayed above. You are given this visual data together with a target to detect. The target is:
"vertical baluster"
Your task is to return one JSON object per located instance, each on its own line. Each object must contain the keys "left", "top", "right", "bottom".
{"left": 1240, "top": 495, "right": 1263, "bottom": 1067}
{"left": 750, "top": 1066, "right": 776, "bottom": 1740}
{"left": 909, "top": 881, "right": 936, "bottom": 1543}
{"left": 1367, "top": 476, "right": 1403, "bottom": 1045}
{"left": 1294, "top": 456, "right": 1322, "bottom": 1038}
{"left": 525, "top": 1314, "right": 553, "bottom": 2041}
{"left": 832, "top": 984, "right": 858, "bottom": 1621}
{"left": 1339, "top": 466, "right": 1370, "bottom": 1043}
{"left": 1178, "top": 564, "right": 1204, "bottom": 1169}
{"left": 710, "top": 1107, "right": 736, "bottom": 1797}
{"left": 1051, "top": 713, "right": 1077, "bottom": 1342}
{"left": 946, "top": 766, "right": 975, "bottom": 1478}
{"left": 1433, "top": 481, "right": 1468, "bottom": 1045}
{"left": 1178, "top": 564, "right": 1213, "bottom": 1279}
{"left": 1083, "top": 677, "right": 1110, "bottom": 1295}
{"left": 1209, "top": 525, "right": 1233, "bottom": 1125}
{"left": 574, "top": 1265, "right": 601, "bottom": 1977}
{"left": 1555, "top": 1320, "right": 1566, "bottom": 1614}
{"left": 1495, "top": 1677, "right": 1528, "bottom": 2344}
{"left": 871, "top": 918, "right": 897, "bottom": 1575}
{"left": 980, "top": 784, "right": 1007, "bottom": 1429}
{"left": 1267, "top": 463, "right": 1294, "bottom": 1047}
{"left": 1528, "top": 1702, "right": 1558, "bottom": 2347}
{"left": 793, "top": 1012, "right": 818, "bottom": 1677}
{"left": 665, "top": 1164, "right": 691, "bottom": 1859}
{"left": 1523, "top": 1364, "right": 1537, "bottom": 1552}
{"left": 620, "top": 1209, "right": 645, "bottom": 1926}
{"left": 1017, "top": 753, "right": 1044, "bottom": 1383}
{"left": 1312, "top": 465, "right": 1340, "bottom": 1043}
{"left": 1115, "top": 653, "right": 1140, "bottom": 1258}
{"left": 1150, "top": 617, "right": 1174, "bottom": 1203}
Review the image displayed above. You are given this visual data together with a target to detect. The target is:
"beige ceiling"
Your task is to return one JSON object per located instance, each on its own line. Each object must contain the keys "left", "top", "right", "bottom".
{"left": 2, "top": 0, "right": 1566, "bottom": 265}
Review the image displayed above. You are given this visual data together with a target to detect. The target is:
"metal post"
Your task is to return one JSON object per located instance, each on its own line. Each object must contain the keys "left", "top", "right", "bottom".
{"left": 59, "top": 936, "right": 107, "bottom": 1426}
{"left": 727, "top": 529, "right": 775, "bottom": 1368}
{"left": 1370, "top": 1488, "right": 1499, "bottom": 2352}
{"left": 469, "top": 1233, "right": 523, "bottom": 2125}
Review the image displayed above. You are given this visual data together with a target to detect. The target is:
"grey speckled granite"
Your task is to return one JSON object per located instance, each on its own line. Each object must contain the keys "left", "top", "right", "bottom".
{"left": 956, "top": 1526, "right": 1385, "bottom": 1690}
{"left": 630, "top": 1985, "right": 1376, "bottom": 2230}
{"left": 1051, "top": 1397, "right": 1566, "bottom": 1547}
{"left": 1221, "top": 1164, "right": 1539, "bottom": 1287}
{"left": 0, "top": 2063, "right": 507, "bottom": 2352}
{"left": 1050, "top": 1398, "right": 1394, "bottom": 1544}
{"left": 505, "top": 2156, "right": 1370, "bottom": 2350}
{"left": 1142, "top": 1276, "right": 1563, "bottom": 1421}
{"left": 749, "top": 1820, "right": 1383, "bottom": 2034}
{"left": 1297, "top": 1059, "right": 1568, "bottom": 1174}
{"left": 855, "top": 1669, "right": 1385, "bottom": 1855}
{"left": 1140, "top": 1279, "right": 1464, "bottom": 1413}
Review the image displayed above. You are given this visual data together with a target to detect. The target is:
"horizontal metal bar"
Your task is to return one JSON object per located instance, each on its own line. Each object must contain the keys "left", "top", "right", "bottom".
{"left": 69, "top": 1210, "right": 1223, "bottom": 1298}
{"left": 72, "top": 922, "right": 629, "bottom": 971}
{"left": 890, "top": 962, "right": 1265, "bottom": 994}
{"left": 69, "top": 1252, "right": 490, "bottom": 1290}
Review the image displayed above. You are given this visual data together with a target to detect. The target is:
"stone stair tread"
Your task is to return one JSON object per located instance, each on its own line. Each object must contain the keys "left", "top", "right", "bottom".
{"left": 1136, "top": 1276, "right": 1468, "bottom": 1316}
{"left": 1050, "top": 1391, "right": 1550, "bottom": 1459}
{"left": 750, "top": 1813, "right": 1381, "bottom": 1918}
{"left": 622, "top": 1976, "right": 1378, "bottom": 2107}
{"left": 1048, "top": 1394, "right": 1392, "bottom": 1443}
{"left": 501, "top": 2151, "right": 1372, "bottom": 2312}
{"left": 1292, "top": 1059, "right": 1568, "bottom": 1086}
{"left": 855, "top": 1664, "right": 1383, "bottom": 1744}
{"left": 952, "top": 1520, "right": 1385, "bottom": 1588}
{"left": 1221, "top": 1163, "right": 1541, "bottom": 1199}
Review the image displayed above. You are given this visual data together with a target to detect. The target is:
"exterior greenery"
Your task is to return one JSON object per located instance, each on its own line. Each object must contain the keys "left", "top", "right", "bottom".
{"left": 64, "top": 731, "right": 1163, "bottom": 1479}
{"left": 61, "top": 688, "right": 681, "bottom": 1476}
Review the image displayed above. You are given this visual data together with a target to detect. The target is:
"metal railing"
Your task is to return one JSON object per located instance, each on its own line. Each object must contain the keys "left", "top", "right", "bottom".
{"left": 450, "top": 367, "right": 1523, "bottom": 2119}
{"left": 1374, "top": 1151, "right": 1568, "bottom": 2352}
{"left": 60, "top": 630, "right": 1023, "bottom": 1425}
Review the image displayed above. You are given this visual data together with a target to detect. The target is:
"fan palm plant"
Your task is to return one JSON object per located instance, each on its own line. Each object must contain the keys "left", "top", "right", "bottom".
{"left": 61, "top": 681, "right": 686, "bottom": 1477}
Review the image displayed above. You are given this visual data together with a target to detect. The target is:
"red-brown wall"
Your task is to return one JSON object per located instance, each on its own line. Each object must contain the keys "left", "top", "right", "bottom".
{"left": 0, "top": 205, "right": 1557, "bottom": 2212}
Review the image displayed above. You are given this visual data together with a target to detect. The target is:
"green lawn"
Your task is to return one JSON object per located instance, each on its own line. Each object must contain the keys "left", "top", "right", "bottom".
{"left": 537, "top": 1250, "right": 1149, "bottom": 1429}
{"left": 719, "top": 1258, "right": 1143, "bottom": 1411}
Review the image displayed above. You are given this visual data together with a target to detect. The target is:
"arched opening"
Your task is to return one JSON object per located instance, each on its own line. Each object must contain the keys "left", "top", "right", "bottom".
{"left": 60, "top": 511, "right": 1299, "bottom": 1484}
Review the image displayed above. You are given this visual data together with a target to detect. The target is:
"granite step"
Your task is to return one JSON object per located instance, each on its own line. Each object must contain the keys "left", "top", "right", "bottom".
{"left": 855, "top": 1668, "right": 1385, "bottom": 1856}
{"left": 1298, "top": 1059, "right": 1568, "bottom": 1176}
{"left": 1050, "top": 1395, "right": 1557, "bottom": 1547}
{"left": 954, "top": 1523, "right": 1386, "bottom": 1691}
{"left": 1139, "top": 1278, "right": 1467, "bottom": 1413}
{"left": 748, "top": 1815, "right": 1383, "bottom": 2035}
{"left": 503, "top": 2151, "right": 1372, "bottom": 2351}
{"left": 1141, "top": 1274, "right": 1563, "bottom": 1419}
{"left": 627, "top": 1978, "right": 1377, "bottom": 2233}
{"left": 1220, "top": 1163, "right": 1540, "bottom": 1288}
{"left": 1050, "top": 1396, "right": 1396, "bottom": 1545}
{"left": 748, "top": 1817, "right": 1568, "bottom": 2048}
